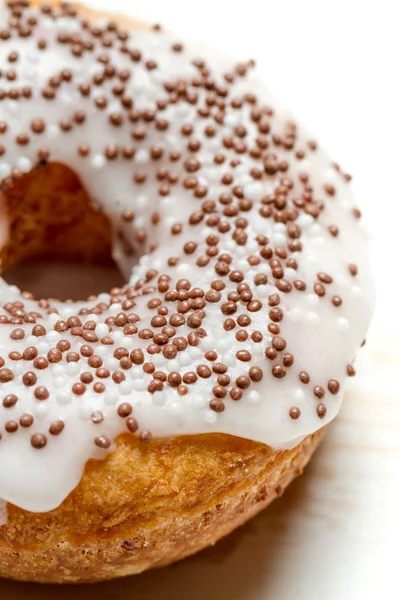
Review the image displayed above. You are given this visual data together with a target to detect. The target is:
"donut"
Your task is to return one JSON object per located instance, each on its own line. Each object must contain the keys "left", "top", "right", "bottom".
{"left": 0, "top": 0, "right": 374, "bottom": 584}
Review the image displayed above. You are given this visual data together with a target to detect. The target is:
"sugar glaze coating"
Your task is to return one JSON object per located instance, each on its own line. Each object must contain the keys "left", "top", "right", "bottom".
{"left": 0, "top": 2, "right": 374, "bottom": 513}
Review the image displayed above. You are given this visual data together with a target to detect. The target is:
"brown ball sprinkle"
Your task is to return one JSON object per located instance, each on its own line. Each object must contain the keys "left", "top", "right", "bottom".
{"left": 118, "top": 403, "right": 133, "bottom": 418}
{"left": 197, "top": 365, "right": 212, "bottom": 378}
{"left": 32, "top": 324, "right": 46, "bottom": 337}
{"left": 317, "top": 272, "right": 333, "bottom": 284}
{"left": 0, "top": 368, "right": 14, "bottom": 382}
{"left": 236, "top": 376, "right": 250, "bottom": 389}
{"left": 289, "top": 406, "right": 301, "bottom": 420}
{"left": 347, "top": 364, "right": 356, "bottom": 376}
{"left": 20, "top": 414, "right": 34, "bottom": 428}
{"left": 10, "top": 328, "right": 25, "bottom": 340}
{"left": 3, "top": 394, "right": 18, "bottom": 408}
{"left": 49, "top": 421, "right": 65, "bottom": 436}
{"left": 125, "top": 417, "right": 139, "bottom": 433}
{"left": 332, "top": 295, "right": 343, "bottom": 307}
{"left": 268, "top": 293, "right": 280, "bottom": 307}
{"left": 31, "top": 433, "right": 47, "bottom": 449}
{"left": 283, "top": 353, "right": 294, "bottom": 367}
{"left": 328, "top": 379, "right": 340, "bottom": 394}
{"left": 269, "top": 307, "right": 283, "bottom": 322}
{"left": 139, "top": 431, "right": 152, "bottom": 443}
{"left": 5, "top": 421, "right": 19, "bottom": 434}
{"left": 92, "top": 411, "right": 104, "bottom": 425}
{"left": 299, "top": 371, "right": 310, "bottom": 384}
{"left": 72, "top": 382, "right": 86, "bottom": 395}
{"left": 22, "top": 371, "right": 37, "bottom": 386}
{"left": 93, "top": 382, "right": 106, "bottom": 394}
{"left": 272, "top": 365, "right": 286, "bottom": 379}
{"left": 265, "top": 346, "right": 278, "bottom": 361}
{"left": 249, "top": 366, "right": 263, "bottom": 382}
{"left": 247, "top": 299, "right": 262, "bottom": 312}
{"left": 209, "top": 398, "right": 225, "bottom": 412}
{"left": 349, "top": 263, "right": 358, "bottom": 276}
{"left": 236, "top": 350, "right": 251, "bottom": 362}
{"left": 33, "top": 357, "right": 49, "bottom": 370}
{"left": 80, "top": 344, "right": 94, "bottom": 357}
{"left": 313, "top": 385, "right": 325, "bottom": 399}
{"left": 272, "top": 336, "right": 287, "bottom": 351}
{"left": 34, "top": 387, "right": 49, "bottom": 400}
{"left": 230, "top": 387, "right": 243, "bottom": 401}
{"left": 94, "top": 435, "right": 112, "bottom": 449}
{"left": 47, "top": 348, "right": 62, "bottom": 363}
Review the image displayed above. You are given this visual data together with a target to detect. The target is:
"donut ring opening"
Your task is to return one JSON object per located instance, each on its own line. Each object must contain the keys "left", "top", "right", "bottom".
{"left": 0, "top": 162, "right": 125, "bottom": 299}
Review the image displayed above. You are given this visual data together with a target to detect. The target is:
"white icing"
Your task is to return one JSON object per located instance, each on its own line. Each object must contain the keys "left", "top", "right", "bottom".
{"left": 0, "top": 4, "right": 374, "bottom": 513}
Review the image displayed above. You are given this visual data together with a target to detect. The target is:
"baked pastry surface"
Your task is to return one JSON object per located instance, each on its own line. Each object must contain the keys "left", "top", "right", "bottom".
{"left": 0, "top": 429, "right": 324, "bottom": 583}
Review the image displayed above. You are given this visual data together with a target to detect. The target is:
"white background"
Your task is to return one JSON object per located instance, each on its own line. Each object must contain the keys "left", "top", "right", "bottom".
{"left": 2, "top": 1, "right": 399, "bottom": 599}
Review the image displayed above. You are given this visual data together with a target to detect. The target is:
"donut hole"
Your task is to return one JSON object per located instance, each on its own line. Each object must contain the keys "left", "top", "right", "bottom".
{"left": 0, "top": 162, "right": 125, "bottom": 301}
{"left": 3, "top": 261, "right": 125, "bottom": 302}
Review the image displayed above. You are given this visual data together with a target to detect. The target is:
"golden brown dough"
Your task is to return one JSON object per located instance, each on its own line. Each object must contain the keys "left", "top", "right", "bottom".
{"left": 0, "top": 429, "right": 324, "bottom": 583}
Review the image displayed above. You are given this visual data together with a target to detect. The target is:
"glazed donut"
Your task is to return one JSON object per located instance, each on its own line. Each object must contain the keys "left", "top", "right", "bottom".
{"left": 0, "top": 0, "right": 374, "bottom": 584}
